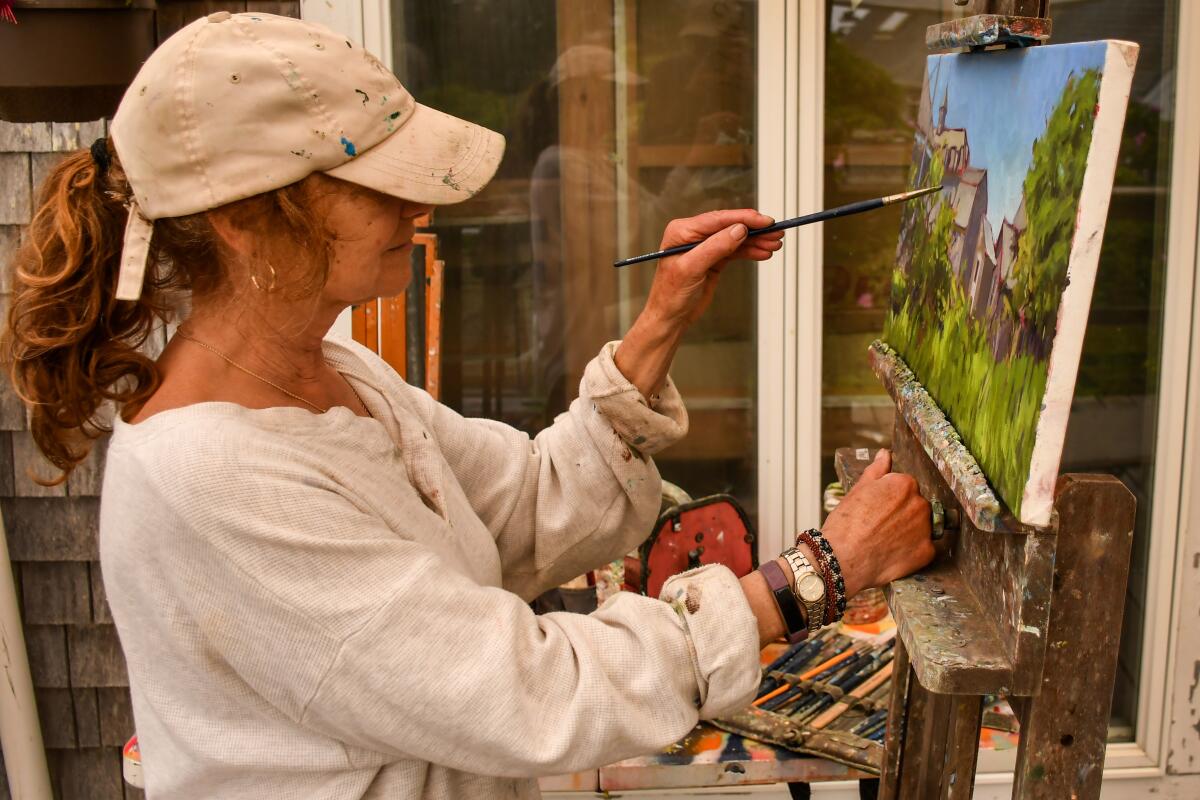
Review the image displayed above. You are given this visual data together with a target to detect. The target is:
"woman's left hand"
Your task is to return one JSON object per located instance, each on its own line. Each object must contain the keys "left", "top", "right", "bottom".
{"left": 615, "top": 210, "right": 783, "bottom": 399}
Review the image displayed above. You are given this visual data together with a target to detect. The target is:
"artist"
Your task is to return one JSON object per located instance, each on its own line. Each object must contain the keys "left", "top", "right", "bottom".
{"left": 4, "top": 13, "right": 933, "bottom": 800}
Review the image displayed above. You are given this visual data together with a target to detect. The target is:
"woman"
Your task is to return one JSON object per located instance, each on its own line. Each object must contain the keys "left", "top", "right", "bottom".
{"left": 4, "top": 12, "right": 933, "bottom": 800}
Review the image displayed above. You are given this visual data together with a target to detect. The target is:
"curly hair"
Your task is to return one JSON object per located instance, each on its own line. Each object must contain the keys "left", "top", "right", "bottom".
{"left": 2, "top": 139, "right": 334, "bottom": 484}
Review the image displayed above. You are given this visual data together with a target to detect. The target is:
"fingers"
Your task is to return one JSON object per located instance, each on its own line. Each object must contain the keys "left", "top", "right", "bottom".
{"left": 677, "top": 221, "right": 750, "bottom": 273}
{"left": 661, "top": 209, "right": 775, "bottom": 248}
{"left": 859, "top": 448, "right": 892, "bottom": 482}
{"left": 735, "top": 235, "right": 784, "bottom": 261}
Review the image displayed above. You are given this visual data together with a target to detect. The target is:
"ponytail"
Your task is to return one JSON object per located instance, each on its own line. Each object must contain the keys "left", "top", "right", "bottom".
{"left": 4, "top": 140, "right": 338, "bottom": 484}
{"left": 3, "top": 141, "right": 184, "bottom": 484}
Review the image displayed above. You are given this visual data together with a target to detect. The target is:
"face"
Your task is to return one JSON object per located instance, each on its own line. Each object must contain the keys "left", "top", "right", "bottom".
{"left": 318, "top": 179, "right": 434, "bottom": 305}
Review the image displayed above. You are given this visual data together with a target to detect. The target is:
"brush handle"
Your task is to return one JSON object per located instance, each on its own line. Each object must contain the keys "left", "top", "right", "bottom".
{"left": 808, "top": 661, "right": 895, "bottom": 730}
{"left": 612, "top": 197, "right": 886, "bottom": 268}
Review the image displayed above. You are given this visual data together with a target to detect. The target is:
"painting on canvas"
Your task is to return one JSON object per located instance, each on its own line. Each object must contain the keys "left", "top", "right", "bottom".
{"left": 883, "top": 40, "right": 1138, "bottom": 525}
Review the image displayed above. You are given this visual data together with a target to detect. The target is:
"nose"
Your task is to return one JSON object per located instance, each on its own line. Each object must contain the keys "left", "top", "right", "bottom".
{"left": 404, "top": 202, "right": 434, "bottom": 220}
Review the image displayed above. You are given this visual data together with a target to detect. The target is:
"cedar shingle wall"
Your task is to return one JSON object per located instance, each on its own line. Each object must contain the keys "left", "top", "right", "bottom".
{"left": 0, "top": 4, "right": 300, "bottom": 798}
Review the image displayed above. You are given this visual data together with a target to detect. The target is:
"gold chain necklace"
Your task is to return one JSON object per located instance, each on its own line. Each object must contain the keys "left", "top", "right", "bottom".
{"left": 173, "top": 329, "right": 328, "bottom": 414}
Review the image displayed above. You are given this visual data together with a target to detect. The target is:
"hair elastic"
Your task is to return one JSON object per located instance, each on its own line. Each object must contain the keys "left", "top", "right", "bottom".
{"left": 90, "top": 138, "right": 111, "bottom": 175}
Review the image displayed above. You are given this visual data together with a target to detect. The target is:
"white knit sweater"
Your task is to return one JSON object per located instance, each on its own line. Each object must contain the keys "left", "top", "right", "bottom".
{"left": 99, "top": 337, "right": 760, "bottom": 799}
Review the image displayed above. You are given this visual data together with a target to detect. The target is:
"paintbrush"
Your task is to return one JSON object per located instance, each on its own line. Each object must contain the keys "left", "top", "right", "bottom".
{"left": 772, "top": 644, "right": 882, "bottom": 714}
{"left": 785, "top": 640, "right": 894, "bottom": 716}
{"left": 612, "top": 185, "right": 943, "bottom": 268}
{"left": 807, "top": 659, "right": 896, "bottom": 729}
{"left": 756, "top": 640, "right": 856, "bottom": 709}
{"left": 755, "top": 634, "right": 847, "bottom": 700}
{"left": 850, "top": 709, "right": 889, "bottom": 736}
{"left": 789, "top": 647, "right": 895, "bottom": 721}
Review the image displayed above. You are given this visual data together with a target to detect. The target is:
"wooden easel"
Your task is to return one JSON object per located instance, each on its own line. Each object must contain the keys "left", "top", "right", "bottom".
{"left": 835, "top": 340, "right": 1134, "bottom": 798}
{"left": 832, "top": 5, "right": 1135, "bottom": 795}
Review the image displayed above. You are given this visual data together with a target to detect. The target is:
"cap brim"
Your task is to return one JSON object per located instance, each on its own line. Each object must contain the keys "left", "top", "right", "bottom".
{"left": 324, "top": 102, "right": 505, "bottom": 205}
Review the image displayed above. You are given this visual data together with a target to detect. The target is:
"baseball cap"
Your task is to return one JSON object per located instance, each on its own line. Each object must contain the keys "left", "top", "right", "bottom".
{"left": 109, "top": 11, "right": 505, "bottom": 300}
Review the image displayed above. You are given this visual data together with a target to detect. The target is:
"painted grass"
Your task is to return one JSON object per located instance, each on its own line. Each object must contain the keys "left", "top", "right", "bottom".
{"left": 885, "top": 285, "right": 1048, "bottom": 518}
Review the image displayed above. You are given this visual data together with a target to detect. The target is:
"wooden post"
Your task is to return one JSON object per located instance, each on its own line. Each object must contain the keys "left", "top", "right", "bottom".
{"left": 1012, "top": 475, "right": 1135, "bottom": 799}
{"left": 555, "top": 0, "right": 618, "bottom": 395}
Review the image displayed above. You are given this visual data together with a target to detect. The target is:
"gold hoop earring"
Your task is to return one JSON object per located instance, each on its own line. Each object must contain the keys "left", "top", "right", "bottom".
{"left": 250, "top": 261, "right": 277, "bottom": 292}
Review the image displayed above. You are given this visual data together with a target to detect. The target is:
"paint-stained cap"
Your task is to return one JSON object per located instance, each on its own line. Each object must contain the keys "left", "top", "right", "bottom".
{"left": 109, "top": 12, "right": 504, "bottom": 301}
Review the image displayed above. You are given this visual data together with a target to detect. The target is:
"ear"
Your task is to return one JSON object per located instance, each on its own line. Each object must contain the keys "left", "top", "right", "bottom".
{"left": 204, "top": 207, "right": 256, "bottom": 259}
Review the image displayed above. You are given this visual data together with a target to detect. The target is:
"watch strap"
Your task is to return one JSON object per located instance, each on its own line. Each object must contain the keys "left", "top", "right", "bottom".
{"left": 760, "top": 560, "right": 809, "bottom": 644}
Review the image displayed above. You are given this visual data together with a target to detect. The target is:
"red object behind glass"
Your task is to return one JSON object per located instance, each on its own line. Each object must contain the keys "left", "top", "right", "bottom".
{"left": 624, "top": 494, "right": 758, "bottom": 598}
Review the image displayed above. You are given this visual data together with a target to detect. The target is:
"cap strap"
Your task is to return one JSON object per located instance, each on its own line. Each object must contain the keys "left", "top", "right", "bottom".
{"left": 116, "top": 201, "right": 153, "bottom": 301}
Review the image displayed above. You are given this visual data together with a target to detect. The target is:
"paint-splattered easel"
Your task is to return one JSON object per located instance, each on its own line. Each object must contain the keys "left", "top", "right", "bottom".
{"left": 832, "top": 3, "right": 1138, "bottom": 798}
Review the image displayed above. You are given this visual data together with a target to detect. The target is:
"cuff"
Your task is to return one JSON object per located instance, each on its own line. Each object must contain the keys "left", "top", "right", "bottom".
{"left": 659, "top": 564, "right": 761, "bottom": 719}
{"left": 580, "top": 341, "right": 689, "bottom": 456}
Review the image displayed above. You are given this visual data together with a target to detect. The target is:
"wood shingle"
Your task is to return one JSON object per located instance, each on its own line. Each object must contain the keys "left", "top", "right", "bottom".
{"left": 23, "top": 624, "right": 70, "bottom": 688}
{"left": 73, "top": 687, "right": 102, "bottom": 749}
{"left": 68, "top": 624, "right": 129, "bottom": 688}
{"left": 3, "top": 496, "right": 100, "bottom": 561}
{"left": 12, "top": 429, "right": 67, "bottom": 497}
{"left": 21, "top": 561, "right": 91, "bottom": 625}
{"left": 0, "top": 120, "right": 54, "bottom": 153}
{"left": 0, "top": 153, "right": 31, "bottom": 225}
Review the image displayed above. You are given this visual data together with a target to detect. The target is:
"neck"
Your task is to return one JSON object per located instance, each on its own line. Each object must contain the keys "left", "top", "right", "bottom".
{"left": 181, "top": 292, "right": 344, "bottom": 384}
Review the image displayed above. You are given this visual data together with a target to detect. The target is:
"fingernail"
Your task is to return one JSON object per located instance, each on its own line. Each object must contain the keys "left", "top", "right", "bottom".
{"left": 731, "top": 223, "right": 747, "bottom": 240}
{"left": 874, "top": 450, "right": 886, "bottom": 461}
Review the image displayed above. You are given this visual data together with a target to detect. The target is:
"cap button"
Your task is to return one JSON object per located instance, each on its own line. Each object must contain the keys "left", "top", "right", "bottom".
{"left": 207, "top": 11, "right": 232, "bottom": 22}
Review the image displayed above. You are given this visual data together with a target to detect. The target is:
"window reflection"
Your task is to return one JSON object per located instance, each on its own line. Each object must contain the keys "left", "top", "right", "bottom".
{"left": 392, "top": 0, "right": 759, "bottom": 521}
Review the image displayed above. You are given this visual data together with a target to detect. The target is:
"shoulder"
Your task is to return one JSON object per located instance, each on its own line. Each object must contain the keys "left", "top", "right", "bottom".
{"left": 104, "top": 405, "right": 359, "bottom": 514}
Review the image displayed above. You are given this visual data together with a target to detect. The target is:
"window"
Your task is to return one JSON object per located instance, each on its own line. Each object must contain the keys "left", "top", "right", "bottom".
{"left": 390, "top": 0, "right": 762, "bottom": 521}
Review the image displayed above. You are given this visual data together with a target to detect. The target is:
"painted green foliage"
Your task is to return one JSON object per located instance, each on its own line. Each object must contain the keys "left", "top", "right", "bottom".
{"left": 884, "top": 69, "right": 1102, "bottom": 516}
{"left": 1011, "top": 70, "right": 1103, "bottom": 359}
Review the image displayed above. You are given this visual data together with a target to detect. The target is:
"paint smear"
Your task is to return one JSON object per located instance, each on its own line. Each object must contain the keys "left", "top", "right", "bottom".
{"left": 340, "top": 137, "right": 357, "bottom": 157}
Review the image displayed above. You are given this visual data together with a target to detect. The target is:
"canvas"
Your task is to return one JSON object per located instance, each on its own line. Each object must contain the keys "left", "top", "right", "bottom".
{"left": 883, "top": 40, "right": 1138, "bottom": 526}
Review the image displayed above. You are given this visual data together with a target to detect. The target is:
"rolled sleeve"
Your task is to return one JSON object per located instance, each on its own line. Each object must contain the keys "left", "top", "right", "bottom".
{"left": 658, "top": 564, "right": 761, "bottom": 718}
{"left": 583, "top": 341, "right": 688, "bottom": 456}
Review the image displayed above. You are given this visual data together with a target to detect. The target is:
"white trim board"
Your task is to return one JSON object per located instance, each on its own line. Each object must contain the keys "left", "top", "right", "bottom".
{"left": 755, "top": 0, "right": 791, "bottom": 563}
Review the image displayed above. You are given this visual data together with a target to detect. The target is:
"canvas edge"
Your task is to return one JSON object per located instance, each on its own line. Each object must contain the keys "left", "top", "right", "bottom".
{"left": 1018, "top": 39, "right": 1141, "bottom": 525}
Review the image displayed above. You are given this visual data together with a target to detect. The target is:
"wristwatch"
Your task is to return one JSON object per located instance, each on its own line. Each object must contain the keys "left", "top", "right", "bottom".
{"left": 782, "top": 546, "right": 827, "bottom": 634}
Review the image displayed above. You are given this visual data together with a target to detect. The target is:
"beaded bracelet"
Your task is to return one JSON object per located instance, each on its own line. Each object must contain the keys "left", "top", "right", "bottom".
{"left": 809, "top": 529, "right": 847, "bottom": 618}
{"left": 796, "top": 529, "right": 847, "bottom": 623}
{"left": 796, "top": 531, "right": 838, "bottom": 625}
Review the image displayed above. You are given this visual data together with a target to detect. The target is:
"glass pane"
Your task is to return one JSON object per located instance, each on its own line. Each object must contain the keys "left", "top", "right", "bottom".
{"left": 391, "top": 1, "right": 759, "bottom": 523}
{"left": 822, "top": 1, "right": 1179, "bottom": 740}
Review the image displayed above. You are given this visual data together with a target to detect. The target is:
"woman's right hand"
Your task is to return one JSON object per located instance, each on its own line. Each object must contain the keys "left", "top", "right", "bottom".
{"left": 820, "top": 449, "right": 935, "bottom": 598}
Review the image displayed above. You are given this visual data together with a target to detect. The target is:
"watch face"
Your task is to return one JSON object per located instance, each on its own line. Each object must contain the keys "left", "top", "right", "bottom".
{"left": 798, "top": 573, "right": 826, "bottom": 603}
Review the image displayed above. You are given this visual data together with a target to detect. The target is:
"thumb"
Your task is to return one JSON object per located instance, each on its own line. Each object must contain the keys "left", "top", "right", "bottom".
{"left": 859, "top": 449, "right": 892, "bottom": 483}
{"left": 678, "top": 223, "right": 748, "bottom": 273}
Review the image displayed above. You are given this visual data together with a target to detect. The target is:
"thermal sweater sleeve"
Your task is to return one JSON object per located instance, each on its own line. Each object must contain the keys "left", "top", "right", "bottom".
{"left": 132, "top": 461, "right": 759, "bottom": 778}
{"left": 403, "top": 341, "right": 690, "bottom": 599}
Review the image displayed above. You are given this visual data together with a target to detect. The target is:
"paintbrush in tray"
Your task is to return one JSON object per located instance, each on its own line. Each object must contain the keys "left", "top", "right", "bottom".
{"left": 612, "top": 184, "right": 943, "bottom": 268}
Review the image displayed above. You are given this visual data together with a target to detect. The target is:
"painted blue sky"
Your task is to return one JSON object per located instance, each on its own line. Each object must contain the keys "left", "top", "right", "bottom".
{"left": 927, "top": 42, "right": 1108, "bottom": 232}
